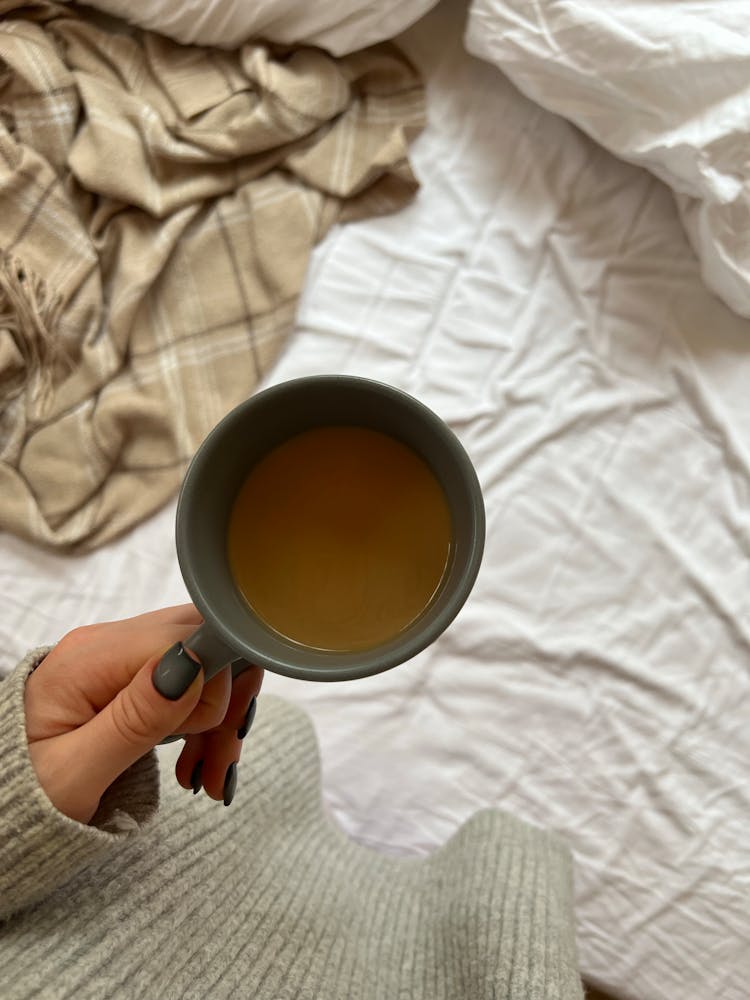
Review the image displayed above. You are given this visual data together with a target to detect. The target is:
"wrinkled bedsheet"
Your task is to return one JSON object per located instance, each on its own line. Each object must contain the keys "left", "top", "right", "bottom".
{"left": 1, "top": 4, "right": 748, "bottom": 998}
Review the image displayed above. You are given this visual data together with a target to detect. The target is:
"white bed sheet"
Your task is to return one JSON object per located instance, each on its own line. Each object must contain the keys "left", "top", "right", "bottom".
{"left": 1, "top": 4, "right": 748, "bottom": 998}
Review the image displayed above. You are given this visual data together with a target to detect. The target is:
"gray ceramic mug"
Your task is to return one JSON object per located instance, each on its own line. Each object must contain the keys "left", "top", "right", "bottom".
{"left": 168, "top": 375, "right": 485, "bottom": 683}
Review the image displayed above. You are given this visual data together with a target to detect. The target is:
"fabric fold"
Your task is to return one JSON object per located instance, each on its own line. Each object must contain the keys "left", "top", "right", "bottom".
{"left": 0, "top": 0, "right": 425, "bottom": 549}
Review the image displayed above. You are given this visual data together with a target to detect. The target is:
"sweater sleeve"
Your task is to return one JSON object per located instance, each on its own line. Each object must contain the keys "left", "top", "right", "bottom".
{"left": 0, "top": 649, "right": 160, "bottom": 921}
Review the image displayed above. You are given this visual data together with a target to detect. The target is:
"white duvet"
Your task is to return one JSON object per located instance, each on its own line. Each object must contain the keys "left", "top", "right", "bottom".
{"left": 80, "top": 0, "right": 437, "bottom": 54}
{"left": 466, "top": 0, "right": 750, "bottom": 321}
{"left": 2, "top": 4, "right": 749, "bottom": 1000}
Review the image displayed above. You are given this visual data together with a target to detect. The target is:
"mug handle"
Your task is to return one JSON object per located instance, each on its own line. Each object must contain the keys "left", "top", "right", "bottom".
{"left": 158, "top": 623, "right": 252, "bottom": 746}
{"left": 182, "top": 621, "right": 252, "bottom": 683}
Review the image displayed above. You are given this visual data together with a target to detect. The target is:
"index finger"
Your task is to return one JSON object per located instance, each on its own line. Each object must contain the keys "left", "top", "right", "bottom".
{"left": 102, "top": 605, "right": 203, "bottom": 630}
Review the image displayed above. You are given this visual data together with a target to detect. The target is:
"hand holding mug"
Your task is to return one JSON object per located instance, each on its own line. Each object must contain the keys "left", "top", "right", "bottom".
{"left": 25, "top": 605, "right": 263, "bottom": 823}
{"left": 25, "top": 377, "right": 483, "bottom": 826}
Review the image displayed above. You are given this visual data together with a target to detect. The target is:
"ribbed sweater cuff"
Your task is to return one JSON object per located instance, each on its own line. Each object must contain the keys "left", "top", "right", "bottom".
{"left": 0, "top": 649, "right": 160, "bottom": 921}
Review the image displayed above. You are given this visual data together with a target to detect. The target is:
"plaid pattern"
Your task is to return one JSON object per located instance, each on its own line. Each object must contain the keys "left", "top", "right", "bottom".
{"left": 0, "top": 1, "right": 424, "bottom": 549}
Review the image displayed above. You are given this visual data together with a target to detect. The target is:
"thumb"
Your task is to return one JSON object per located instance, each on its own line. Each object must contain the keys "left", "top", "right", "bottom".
{"left": 74, "top": 643, "right": 204, "bottom": 796}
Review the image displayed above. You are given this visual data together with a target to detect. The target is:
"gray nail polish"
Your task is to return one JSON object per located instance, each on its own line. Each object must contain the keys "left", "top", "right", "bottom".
{"left": 237, "top": 698, "right": 257, "bottom": 740}
{"left": 223, "top": 762, "right": 237, "bottom": 807}
{"left": 153, "top": 643, "right": 201, "bottom": 701}
{"left": 191, "top": 760, "right": 203, "bottom": 795}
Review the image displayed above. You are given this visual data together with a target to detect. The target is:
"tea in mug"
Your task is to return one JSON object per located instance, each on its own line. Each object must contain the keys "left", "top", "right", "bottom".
{"left": 227, "top": 426, "right": 452, "bottom": 652}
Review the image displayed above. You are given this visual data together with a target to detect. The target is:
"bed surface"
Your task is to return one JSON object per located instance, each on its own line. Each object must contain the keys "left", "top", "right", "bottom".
{"left": 2, "top": 5, "right": 748, "bottom": 998}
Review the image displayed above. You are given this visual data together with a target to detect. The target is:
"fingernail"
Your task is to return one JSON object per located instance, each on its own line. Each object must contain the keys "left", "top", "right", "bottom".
{"left": 223, "top": 762, "right": 237, "bottom": 807}
{"left": 152, "top": 643, "right": 201, "bottom": 701}
{"left": 237, "top": 697, "right": 257, "bottom": 740}
{"left": 190, "top": 760, "right": 203, "bottom": 795}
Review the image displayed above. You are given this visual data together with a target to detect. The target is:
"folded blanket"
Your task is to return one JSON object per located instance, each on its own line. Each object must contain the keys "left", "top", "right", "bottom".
{"left": 0, "top": 0, "right": 424, "bottom": 549}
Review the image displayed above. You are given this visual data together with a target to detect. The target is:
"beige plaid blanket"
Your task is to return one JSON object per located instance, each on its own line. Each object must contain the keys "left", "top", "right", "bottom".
{"left": 0, "top": 1, "right": 424, "bottom": 550}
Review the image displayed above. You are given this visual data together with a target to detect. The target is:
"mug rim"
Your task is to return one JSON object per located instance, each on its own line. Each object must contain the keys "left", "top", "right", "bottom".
{"left": 176, "top": 375, "right": 485, "bottom": 681}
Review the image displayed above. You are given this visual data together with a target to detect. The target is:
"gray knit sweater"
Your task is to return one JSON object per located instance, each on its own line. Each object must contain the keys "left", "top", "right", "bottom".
{"left": 0, "top": 651, "right": 583, "bottom": 1000}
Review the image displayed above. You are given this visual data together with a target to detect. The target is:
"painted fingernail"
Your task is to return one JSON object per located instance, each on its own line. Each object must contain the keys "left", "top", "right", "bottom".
{"left": 190, "top": 760, "right": 203, "bottom": 795}
{"left": 223, "top": 762, "right": 237, "bottom": 807}
{"left": 237, "top": 697, "right": 257, "bottom": 740}
{"left": 152, "top": 643, "right": 201, "bottom": 701}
